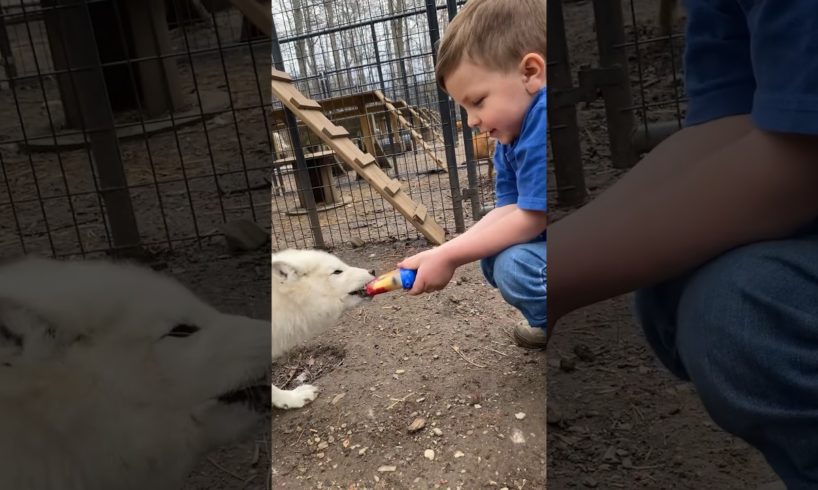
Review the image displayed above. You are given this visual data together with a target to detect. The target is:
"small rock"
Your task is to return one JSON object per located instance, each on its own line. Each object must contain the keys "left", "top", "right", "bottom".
{"left": 377, "top": 465, "right": 397, "bottom": 473}
{"left": 331, "top": 393, "right": 346, "bottom": 405}
{"left": 515, "top": 412, "right": 526, "bottom": 420}
{"left": 573, "top": 344, "right": 595, "bottom": 362}
{"left": 317, "top": 442, "right": 328, "bottom": 451}
{"left": 358, "top": 447, "right": 369, "bottom": 456}
{"left": 559, "top": 357, "right": 576, "bottom": 372}
{"left": 453, "top": 451, "right": 465, "bottom": 458}
{"left": 432, "top": 428, "right": 443, "bottom": 436}
{"left": 603, "top": 446, "right": 617, "bottom": 463}
{"left": 408, "top": 417, "right": 426, "bottom": 433}
{"left": 510, "top": 429, "right": 526, "bottom": 444}
{"left": 395, "top": 369, "right": 406, "bottom": 374}
{"left": 582, "top": 475, "right": 599, "bottom": 488}
{"left": 350, "top": 237, "right": 365, "bottom": 248}
{"left": 424, "top": 449, "right": 435, "bottom": 461}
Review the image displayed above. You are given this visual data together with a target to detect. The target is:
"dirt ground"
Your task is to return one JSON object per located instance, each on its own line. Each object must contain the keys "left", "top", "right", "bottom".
{"left": 268, "top": 241, "right": 546, "bottom": 489}
{"left": 141, "top": 239, "right": 544, "bottom": 490}
{"left": 544, "top": 1, "right": 778, "bottom": 489}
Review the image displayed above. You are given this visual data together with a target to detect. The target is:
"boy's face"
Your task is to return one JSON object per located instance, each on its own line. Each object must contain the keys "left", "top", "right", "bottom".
{"left": 445, "top": 57, "right": 543, "bottom": 145}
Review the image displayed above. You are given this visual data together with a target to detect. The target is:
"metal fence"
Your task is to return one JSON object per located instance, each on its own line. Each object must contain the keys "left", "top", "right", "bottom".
{"left": 548, "top": 0, "right": 687, "bottom": 207}
{"left": 0, "top": 0, "right": 272, "bottom": 259}
{"left": 269, "top": 0, "right": 497, "bottom": 250}
{"left": 1, "top": 0, "right": 683, "bottom": 258}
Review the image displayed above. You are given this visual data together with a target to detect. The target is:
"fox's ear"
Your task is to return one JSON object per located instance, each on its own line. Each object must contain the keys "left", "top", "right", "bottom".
{"left": 271, "top": 260, "right": 300, "bottom": 283}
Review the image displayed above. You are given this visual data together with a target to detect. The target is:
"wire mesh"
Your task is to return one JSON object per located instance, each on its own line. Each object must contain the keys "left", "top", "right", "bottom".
{"left": 0, "top": 0, "right": 272, "bottom": 259}
{"left": 270, "top": 0, "right": 494, "bottom": 250}
{"left": 623, "top": 0, "right": 687, "bottom": 135}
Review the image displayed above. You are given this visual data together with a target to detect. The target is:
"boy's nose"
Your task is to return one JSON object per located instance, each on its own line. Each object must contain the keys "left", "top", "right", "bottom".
{"left": 467, "top": 112, "right": 480, "bottom": 129}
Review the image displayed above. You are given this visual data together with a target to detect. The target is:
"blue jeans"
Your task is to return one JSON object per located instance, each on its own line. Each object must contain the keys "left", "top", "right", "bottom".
{"left": 480, "top": 240, "right": 546, "bottom": 329}
{"left": 634, "top": 220, "right": 818, "bottom": 489}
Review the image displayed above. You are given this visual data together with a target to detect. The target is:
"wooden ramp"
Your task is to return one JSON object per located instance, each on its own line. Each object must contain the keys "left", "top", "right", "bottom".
{"left": 271, "top": 68, "right": 446, "bottom": 245}
{"left": 394, "top": 99, "right": 445, "bottom": 145}
{"left": 373, "top": 90, "right": 447, "bottom": 172}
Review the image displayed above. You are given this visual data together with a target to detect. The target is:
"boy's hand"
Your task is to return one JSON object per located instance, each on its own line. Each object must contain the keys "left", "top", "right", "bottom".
{"left": 397, "top": 249, "right": 457, "bottom": 295}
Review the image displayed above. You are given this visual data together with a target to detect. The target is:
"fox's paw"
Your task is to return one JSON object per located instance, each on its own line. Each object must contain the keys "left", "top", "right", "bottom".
{"left": 271, "top": 384, "right": 319, "bottom": 409}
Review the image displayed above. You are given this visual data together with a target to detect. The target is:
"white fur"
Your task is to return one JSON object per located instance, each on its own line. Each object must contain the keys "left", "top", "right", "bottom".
{"left": 0, "top": 257, "right": 270, "bottom": 490}
{"left": 271, "top": 248, "right": 374, "bottom": 409}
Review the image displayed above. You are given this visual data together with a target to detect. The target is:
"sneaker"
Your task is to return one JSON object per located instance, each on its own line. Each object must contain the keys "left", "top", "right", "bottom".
{"left": 513, "top": 321, "right": 549, "bottom": 349}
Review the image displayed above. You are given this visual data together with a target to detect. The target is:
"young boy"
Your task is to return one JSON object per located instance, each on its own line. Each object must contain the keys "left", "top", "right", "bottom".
{"left": 549, "top": 1, "right": 818, "bottom": 488}
{"left": 398, "top": 0, "right": 547, "bottom": 346}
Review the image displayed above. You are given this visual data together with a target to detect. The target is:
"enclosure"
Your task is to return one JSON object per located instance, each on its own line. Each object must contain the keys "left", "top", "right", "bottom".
{"left": 0, "top": 0, "right": 775, "bottom": 487}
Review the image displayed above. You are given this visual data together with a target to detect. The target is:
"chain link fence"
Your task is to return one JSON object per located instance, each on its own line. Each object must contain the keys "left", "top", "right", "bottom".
{"left": 0, "top": 0, "right": 272, "bottom": 259}
{"left": 548, "top": 0, "right": 687, "bottom": 208}
{"left": 269, "top": 0, "right": 497, "bottom": 250}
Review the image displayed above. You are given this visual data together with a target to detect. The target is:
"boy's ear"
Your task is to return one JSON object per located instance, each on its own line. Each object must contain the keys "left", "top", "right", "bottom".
{"left": 519, "top": 53, "right": 546, "bottom": 93}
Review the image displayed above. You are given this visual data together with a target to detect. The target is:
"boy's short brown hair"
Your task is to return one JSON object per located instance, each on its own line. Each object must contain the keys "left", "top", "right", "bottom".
{"left": 435, "top": 0, "right": 547, "bottom": 91}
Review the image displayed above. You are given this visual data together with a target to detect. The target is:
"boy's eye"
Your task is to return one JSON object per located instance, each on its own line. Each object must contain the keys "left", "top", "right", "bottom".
{"left": 474, "top": 97, "right": 485, "bottom": 106}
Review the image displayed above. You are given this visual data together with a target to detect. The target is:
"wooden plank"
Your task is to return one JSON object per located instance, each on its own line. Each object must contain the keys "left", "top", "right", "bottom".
{"left": 413, "top": 204, "right": 428, "bottom": 224}
{"left": 384, "top": 179, "right": 402, "bottom": 196}
{"left": 271, "top": 68, "right": 292, "bottom": 82}
{"left": 273, "top": 82, "right": 323, "bottom": 110}
{"left": 354, "top": 154, "right": 377, "bottom": 167}
{"left": 289, "top": 94, "right": 322, "bottom": 110}
{"left": 321, "top": 124, "right": 350, "bottom": 138}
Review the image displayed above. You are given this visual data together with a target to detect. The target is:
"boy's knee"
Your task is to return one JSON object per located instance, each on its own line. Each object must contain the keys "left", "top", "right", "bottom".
{"left": 490, "top": 243, "right": 546, "bottom": 299}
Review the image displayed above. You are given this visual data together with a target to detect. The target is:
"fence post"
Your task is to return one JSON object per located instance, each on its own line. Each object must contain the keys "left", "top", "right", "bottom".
{"left": 370, "top": 22, "right": 400, "bottom": 177}
{"left": 49, "top": 0, "right": 142, "bottom": 257}
{"left": 445, "top": 0, "right": 482, "bottom": 221}
{"left": 591, "top": 0, "right": 636, "bottom": 169}
{"left": 425, "top": 0, "right": 464, "bottom": 235}
{"left": 547, "top": 0, "right": 587, "bottom": 206}
{"left": 272, "top": 19, "right": 325, "bottom": 249}
{"left": 0, "top": 5, "right": 16, "bottom": 88}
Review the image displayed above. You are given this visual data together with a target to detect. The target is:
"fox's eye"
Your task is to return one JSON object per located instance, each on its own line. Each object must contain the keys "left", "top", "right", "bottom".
{"left": 332, "top": 270, "right": 343, "bottom": 275}
{"left": 164, "top": 324, "right": 200, "bottom": 338}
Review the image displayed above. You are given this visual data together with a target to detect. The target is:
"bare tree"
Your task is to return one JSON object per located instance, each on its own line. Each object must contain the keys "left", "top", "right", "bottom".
{"left": 291, "top": 0, "right": 312, "bottom": 86}
{"left": 323, "top": 0, "right": 352, "bottom": 91}
{"left": 388, "top": 0, "right": 409, "bottom": 100}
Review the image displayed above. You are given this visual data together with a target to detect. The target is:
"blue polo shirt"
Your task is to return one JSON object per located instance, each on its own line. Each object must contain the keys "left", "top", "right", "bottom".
{"left": 492, "top": 87, "right": 547, "bottom": 239}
